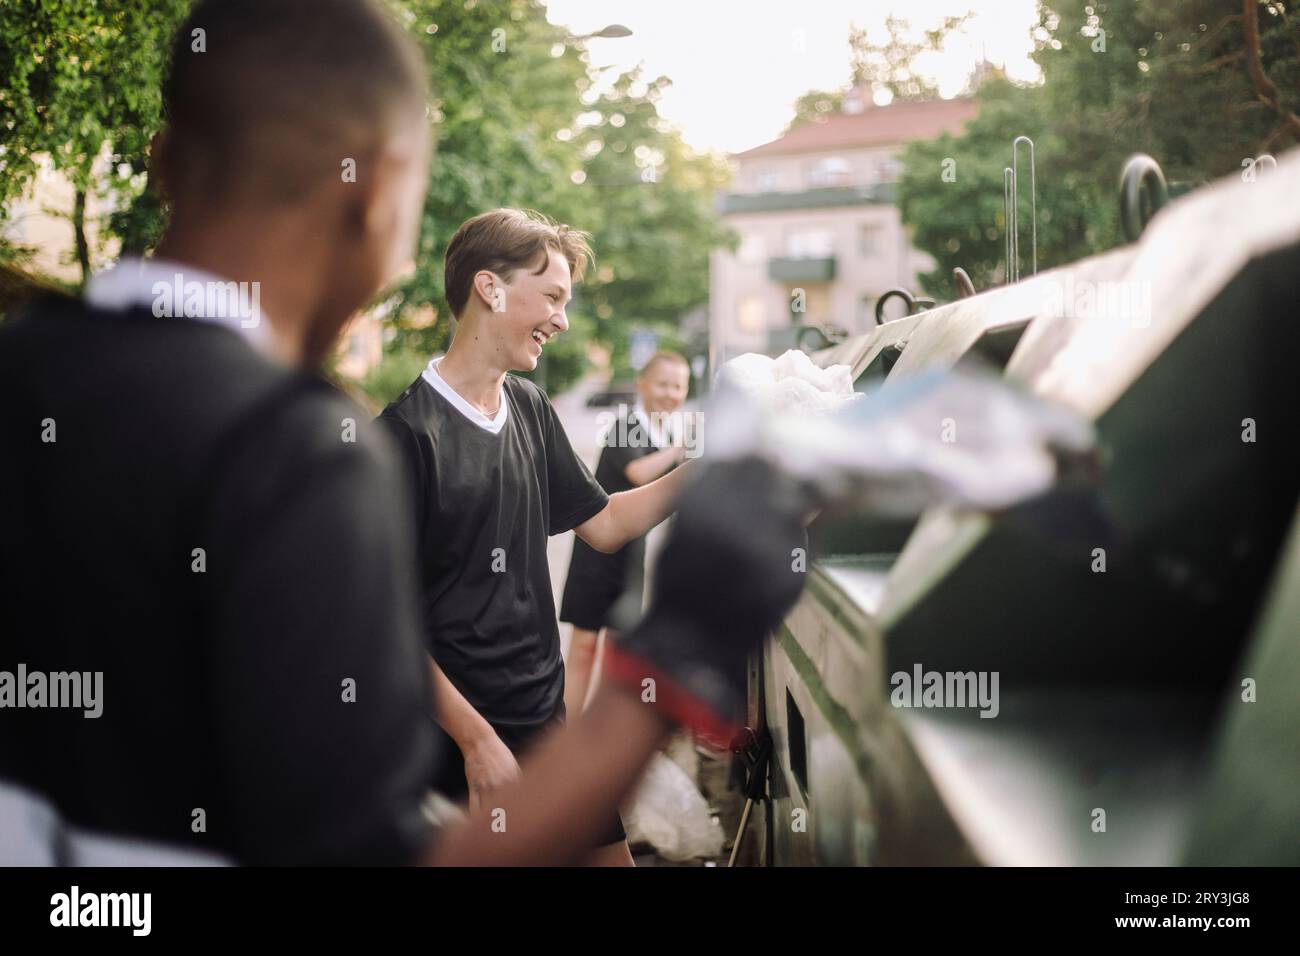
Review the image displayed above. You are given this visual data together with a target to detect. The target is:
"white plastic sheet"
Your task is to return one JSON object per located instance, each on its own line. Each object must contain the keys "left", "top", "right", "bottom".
{"left": 621, "top": 752, "right": 725, "bottom": 862}
{"left": 707, "top": 363, "right": 1095, "bottom": 515}
{"left": 716, "top": 349, "right": 861, "bottom": 417}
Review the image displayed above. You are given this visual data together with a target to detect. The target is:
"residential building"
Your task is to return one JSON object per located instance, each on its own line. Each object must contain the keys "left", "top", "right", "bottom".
{"left": 710, "top": 88, "right": 978, "bottom": 362}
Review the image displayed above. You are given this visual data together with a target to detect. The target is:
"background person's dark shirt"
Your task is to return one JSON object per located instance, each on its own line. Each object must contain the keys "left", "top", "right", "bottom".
{"left": 592, "top": 407, "right": 662, "bottom": 497}
{"left": 559, "top": 407, "right": 663, "bottom": 631}
{"left": 0, "top": 298, "right": 437, "bottom": 865}
{"left": 377, "top": 373, "right": 608, "bottom": 735}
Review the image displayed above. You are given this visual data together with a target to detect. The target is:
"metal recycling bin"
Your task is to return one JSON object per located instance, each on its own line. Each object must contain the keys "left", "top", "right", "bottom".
{"left": 753, "top": 154, "right": 1300, "bottom": 866}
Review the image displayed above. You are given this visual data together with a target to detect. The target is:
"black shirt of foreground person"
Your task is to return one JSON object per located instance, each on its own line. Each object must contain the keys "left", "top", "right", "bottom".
{"left": 377, "top": 371, "right": 608, "bottom": 740}
{"left": 0, "top": 298, "right": 438, "bottom": 865}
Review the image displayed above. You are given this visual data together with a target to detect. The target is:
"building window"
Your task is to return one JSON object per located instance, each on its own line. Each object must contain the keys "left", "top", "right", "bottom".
{"left": 738, "top": 296, "right": 766, "bottom": 333}
{"left": 859, "top": 295, "right": 878, "bottom": 327}
{"left": 808, "top": 156, "right": 852, "bottom": 188}
{"left": 755, "top": 168, "right": 785, "bottom": 192}
{"left": 738, "top": 233, "right": 766, "bottom": 265}
{"left": 785, "top": 228, "right": 834, "bottom": 259}
{"left": 859, "top": 223, "right": 882, "bottom": 256}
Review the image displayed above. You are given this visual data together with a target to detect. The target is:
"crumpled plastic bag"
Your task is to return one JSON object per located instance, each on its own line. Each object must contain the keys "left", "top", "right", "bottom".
{"left": 621, "top": 752, "right": 724, "bottom": 862}
{"left": 706, "top": 364, "right": 1096, "bottom": 515}
{"left": 717, "top": 349, "right": 861, "bottom": 417}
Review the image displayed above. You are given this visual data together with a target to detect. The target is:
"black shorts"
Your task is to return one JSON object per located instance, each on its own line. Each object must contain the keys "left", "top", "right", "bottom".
{"left": 559, "top": 536, "right": 646, "bottom": 632}
{"left": 430, "top": 707, "right": 626, "bottom": 849}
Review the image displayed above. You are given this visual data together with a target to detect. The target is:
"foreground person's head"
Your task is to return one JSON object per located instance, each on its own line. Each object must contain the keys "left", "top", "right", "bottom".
{"left": 443, "top": 208, "right": 593, "bottom": 373}
{"left": 153, "top": 0, "right": 430, "bottom": 365}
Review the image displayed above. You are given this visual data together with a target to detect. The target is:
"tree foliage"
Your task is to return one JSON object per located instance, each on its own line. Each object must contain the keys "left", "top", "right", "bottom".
{"left": 0, "top": 0, "right": 190, "bottom": 276}
{"left": 0, "top": 0, "right": 730, "bottom": 397}
{"left": 787, "top": 89, "right": 844, "bottom": 132}
{"left": 849, "top": 14, "right": 972, "bottom": 103}
{"left": 896, "top": 0, "right": 1300, "bottom": 296}
{"left": 561, "top": 69, "right": 732, "bottom": 376}
{"left": 389, "top": 2, "right": 730, "bottom": 395}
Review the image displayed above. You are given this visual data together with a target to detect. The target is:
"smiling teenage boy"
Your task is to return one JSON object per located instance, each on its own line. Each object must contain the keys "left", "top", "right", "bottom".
{"left": 377, "top": 208, "right": 690, "bottom": 866}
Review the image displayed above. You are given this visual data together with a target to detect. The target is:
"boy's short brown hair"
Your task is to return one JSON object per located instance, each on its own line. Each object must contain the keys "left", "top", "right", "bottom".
{"left": 443, "top": 208, "right": 592, "bottom": 318}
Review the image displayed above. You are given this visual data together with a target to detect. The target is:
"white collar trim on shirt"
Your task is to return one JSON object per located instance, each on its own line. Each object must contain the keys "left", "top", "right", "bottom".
{"left": 631, "top": 400, "right": 671, "bottom": 448}
{"left": 421, "top": 357, "right": 510, "bottom": 434}
{"left": 84, "top": 255, "right": 276, "bottom": 357}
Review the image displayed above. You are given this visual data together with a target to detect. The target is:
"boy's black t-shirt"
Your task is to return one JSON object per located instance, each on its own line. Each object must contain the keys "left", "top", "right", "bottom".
{"left": 378, "top": 372, "right": 608, "bottom": 733}
{"left": 0, "top": 298, "right": 438, "bottom": 865}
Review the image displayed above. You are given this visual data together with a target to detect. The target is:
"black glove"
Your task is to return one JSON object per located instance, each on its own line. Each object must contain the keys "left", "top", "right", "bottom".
{"left": 603, "top": 455, "right": 810, "bottom": 744}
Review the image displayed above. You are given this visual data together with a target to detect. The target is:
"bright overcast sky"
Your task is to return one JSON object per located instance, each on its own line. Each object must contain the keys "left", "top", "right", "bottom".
{"left": 544, "top": 0, "right": 1042, "bottom": 155}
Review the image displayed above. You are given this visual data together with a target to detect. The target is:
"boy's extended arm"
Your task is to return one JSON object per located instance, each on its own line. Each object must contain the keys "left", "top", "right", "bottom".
{"left": 574, "top": 459, "right": 694, "bottom": 553}
{"left": 426, "top": 455, "right": 809, "bottom": 866}
{"left": 623, "top": 445, "right": 685, "bottom": 488}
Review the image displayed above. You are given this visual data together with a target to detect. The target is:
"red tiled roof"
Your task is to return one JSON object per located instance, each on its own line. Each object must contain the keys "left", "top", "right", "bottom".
{"left": 737, "top": 97, "right": 979, "bottom": 158}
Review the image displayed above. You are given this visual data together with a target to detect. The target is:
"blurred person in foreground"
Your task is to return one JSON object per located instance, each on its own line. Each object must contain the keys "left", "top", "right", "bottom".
{"left": 560, "top": 351, "right": 692, "bottom": 715}
{"left": 0, "top": 0, "right": 805, "bottom": 866}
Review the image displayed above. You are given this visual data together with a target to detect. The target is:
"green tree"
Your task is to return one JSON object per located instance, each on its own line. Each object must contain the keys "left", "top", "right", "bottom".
{"left": 1035, "top": 0, "right": 1299, "bottom": 184}
{"left": 368, "top": 2, "right": 730, "bottom": 400}
{"left": 386, "top": 0, "right": 588, "bottom": 361}
{"left": 0, "top": 0, "right": 190, "bottom": 279}
{"left": 898, "top": 76, "right": 1072, "bottom": 295}
{"left": 787, "top": 89, "right": 844, "bottom": 131}
{"left": 1, "top": 0, "right": 731, "bottom": 400}
{"left": 784, "top": 17, "right": 970, "bottom": 133}
{"left": 562, "top": 68, "right": 733, "bottom": 379}
{"left": 896, "top": 0, "right": 1300, "bottom": 297}
{"left": 849, "top": 14, "right": 972, "bottom": 103}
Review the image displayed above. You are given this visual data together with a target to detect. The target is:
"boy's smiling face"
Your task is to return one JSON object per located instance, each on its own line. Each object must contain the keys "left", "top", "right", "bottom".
{"left": 485, "top": 247, "right": 572, "bottom": 373}
{"left": 638, "top": 359, "right": 689, "bottom": 415}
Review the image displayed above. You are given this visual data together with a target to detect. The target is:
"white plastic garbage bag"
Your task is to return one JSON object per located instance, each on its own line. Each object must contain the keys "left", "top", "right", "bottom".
{"left": 706, "top": 364, "right": 1095, "bottom": 515}
{"left": 621, "top": 752, "right": 724, "bottom": 862}
{"left": 717, "top": 349, "right": 861, "bottom": 417}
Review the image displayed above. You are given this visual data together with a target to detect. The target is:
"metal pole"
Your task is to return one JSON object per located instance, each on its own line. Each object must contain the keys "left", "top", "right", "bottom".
{"left": 727, "top": 799, "right": 755, "bottom": 868}
{"left": 1003, "top": 167, "right": 1016, "bottom": 283}
{"left": 1012, "top": 136, "right": 1037, "bottom": 276}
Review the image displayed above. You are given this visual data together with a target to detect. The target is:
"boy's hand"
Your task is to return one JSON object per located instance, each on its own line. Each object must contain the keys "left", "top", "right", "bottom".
{"left": 461, "top": 731, "right": 521, "bottom": 813}
{"left": 604, "top": 455, "right": 809, "bottom": 744}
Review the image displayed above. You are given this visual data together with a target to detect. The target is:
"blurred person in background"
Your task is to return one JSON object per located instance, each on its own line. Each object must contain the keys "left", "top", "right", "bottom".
{"left": 560, "top": 351, "right": 691, "bottom": 715}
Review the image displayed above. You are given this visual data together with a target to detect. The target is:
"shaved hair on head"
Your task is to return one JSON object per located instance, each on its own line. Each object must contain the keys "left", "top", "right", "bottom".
{"left": 639, "top": 351, "right": 690, "bottom": 379}
{"left": 162, "top": 0, "right": 429, "bottom": 204}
